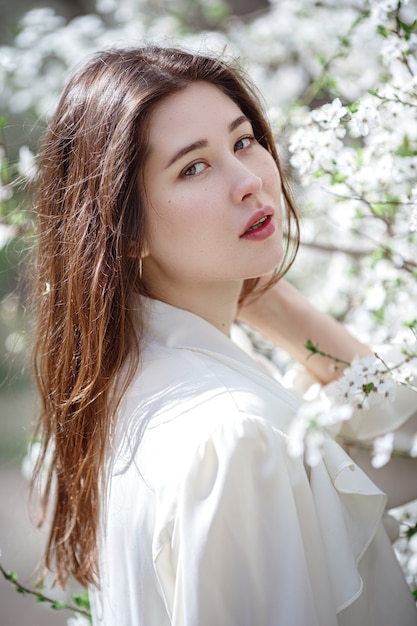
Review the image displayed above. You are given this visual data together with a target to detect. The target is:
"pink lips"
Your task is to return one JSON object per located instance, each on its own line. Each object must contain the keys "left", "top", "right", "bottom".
{"left": 240, "top": 208, "right": 275, "bottom": 241}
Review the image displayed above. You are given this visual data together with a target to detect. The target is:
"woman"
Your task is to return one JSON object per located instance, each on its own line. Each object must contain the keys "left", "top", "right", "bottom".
{"left": 32, "top": 45, "right": 417, "bottom": 625}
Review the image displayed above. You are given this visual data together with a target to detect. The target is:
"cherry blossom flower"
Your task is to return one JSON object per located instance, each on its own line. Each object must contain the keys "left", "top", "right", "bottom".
{"left": 410, "top": 188, "right": 417, "bottom": 231}
{"left": 333, "top": 356, "right": 398, "bottom": 410}
{"left": 370, "top": 0, "right": 409, "bottom": 22}
{"left": 372, "top": 432, "right": 395, "bottom": 468}
{"left": 18, "top": 146, "right": 37, "bottom": 182}
{"left": 287, "top": 399, "right": 353, "bottom": 466}
{"left": 348, "top": 98, "right": 381, "bottom": 137}
{"left": 310, "top": 98, "right": 347, "bottom": 135}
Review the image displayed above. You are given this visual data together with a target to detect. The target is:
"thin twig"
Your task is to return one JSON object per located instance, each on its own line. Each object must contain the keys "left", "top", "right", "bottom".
{"left": 0, "top": 561, "right": 91, "bottom": 619}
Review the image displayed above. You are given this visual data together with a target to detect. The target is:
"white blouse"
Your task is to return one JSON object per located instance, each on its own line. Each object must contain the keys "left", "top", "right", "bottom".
{"left": 90, "top": 298, "right": 417, "bottom": 626}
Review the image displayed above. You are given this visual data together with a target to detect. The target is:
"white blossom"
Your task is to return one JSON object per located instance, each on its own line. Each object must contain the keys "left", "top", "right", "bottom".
{"left": 289, "top": 125, "right": 344, "bottom": 176}
{"left": 0, "top": 0, "right": 415, "bottom": 593}
{"left": 4, "top": 331, "right": 25, "bottom": 354}
{"left": 18, "top": 145, "right": 37, "bottom": 181}
{"left": 21, "top": 441, "right": 42, "bottom": 482}
{"left": 333, "top": 356, "right": 397, "bottom": 410}
{"left": 372, "top": 432, "right": 394, "bottom": 468}
{"left": 0, "top": 184, "right": 13, "bottom": 202}
{"left": 311, "top": 98, "right": 347, "bottom": 135}
{"left": 370, "top": 0, "right": 409, "bottom": 22}
{"left": 348, "top": 98, "right": 381, "bottom": 137}
{"left": 364, "top": 283, "right": 387, "bottom": 310}
{"left": 0, "top": 224, "right": 15, "bottom": 249}
{"left": 287, "top": 399, "right": 352, "bottom": 466}
{"left": 410, "top": 187, "right": 417, "bottom": 232}
{"left": 96, "top": 0, "right": 118, "bottom": 13}
{"left": 390, "top": 356, "right": 417, "bottom": 385}
{"left": 21, "top": 440, "right": 54, "bottom": 488}
{"left": 380, "top": 33, "right": 417, "bottom": 69}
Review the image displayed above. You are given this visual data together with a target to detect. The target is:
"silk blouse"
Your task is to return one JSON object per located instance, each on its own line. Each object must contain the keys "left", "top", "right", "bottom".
{"left": 90, "top": 297, "right": 417, "bottom": 626}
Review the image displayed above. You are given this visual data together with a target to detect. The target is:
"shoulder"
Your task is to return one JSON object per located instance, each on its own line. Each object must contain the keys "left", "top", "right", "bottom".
{"left": 114, "top": 335, "right": 300, "bottom": 483}
{"left": 126, "top": 336, "right": 253, "bottom": 423}
{"left": 116, "top": 341, "right": 285, "bottom": 473}
{"left": 138, "top": 403, "right": 290, "bottom": 501}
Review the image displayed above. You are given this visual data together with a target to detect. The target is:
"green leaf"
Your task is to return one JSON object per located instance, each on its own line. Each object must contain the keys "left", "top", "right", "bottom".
{"left": 324, "top": 76, "right": 337, "bottom": 90}
{"left": 405, "top": 522, "right": 417, "bottom": 540}
{"left": 372, "top": 307, "right": 385, "bottom": 323}
{"left": 305, "top": 339, "right": 320, "bottom": 354}
{"left": 73, "top": 590, "right": 91, "bottom": 611}
{"left": 338, "top": 36, "right": 351, "bottom": 48}
{"left": 330, "top": 172, "right": 348, "bottom": 185}
{"left": 203, "top": 1, "right": 230, "bottom": 24}
{"left": 51, "top": 600, "right": 68, "bottom": 610}
{"left": 399, "top": 19, "right": 417, "bottom": 35}
{"left": 377, "top": 25, "right": 390, "bottom": 38}
{"left": 36, "top": 594, "right": 47, "bottom": 603}
{"left": 317, "top": 53, "right": 327, "bottom": 66}
{"left": 362, "top": 382, "right": 375, "bottom": 395}
{"left": 347, "top": 100, "right": 360, "bottom": 114}
{"left": 6, "top": 570, "right": 18, "bottom": 584}
{"left": 395, "top": 138, "right": 417, "bottom": 157}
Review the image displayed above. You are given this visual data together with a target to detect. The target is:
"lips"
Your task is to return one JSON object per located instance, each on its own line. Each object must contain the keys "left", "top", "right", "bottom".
{"left": 245, "top": 215, "right": 269, "bottom": 233}
{"left": 240, "top": 208, "right": 274, "bottom": 238}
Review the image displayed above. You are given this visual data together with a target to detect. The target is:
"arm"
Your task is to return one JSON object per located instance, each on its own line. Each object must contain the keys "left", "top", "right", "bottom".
{"left": 238, "top": 278, "right": 372, "bottom": 384}
{"left": 238, "top": 279, "right": 417, "bottom": 506}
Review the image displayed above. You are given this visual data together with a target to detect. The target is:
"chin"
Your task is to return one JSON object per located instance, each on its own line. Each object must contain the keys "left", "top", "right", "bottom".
{"left": 252, "top": 256, "right": 283, "bottom": 279}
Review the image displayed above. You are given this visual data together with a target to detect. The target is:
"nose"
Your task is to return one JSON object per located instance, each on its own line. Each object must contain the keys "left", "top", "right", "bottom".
{"left": 230, "top": 158, "right": 262, "bottom": 203}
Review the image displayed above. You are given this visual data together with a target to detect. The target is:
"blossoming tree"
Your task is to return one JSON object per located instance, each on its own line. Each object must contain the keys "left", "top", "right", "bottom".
{"left": 0, "top": 0, "right": 416, "bottom": 620}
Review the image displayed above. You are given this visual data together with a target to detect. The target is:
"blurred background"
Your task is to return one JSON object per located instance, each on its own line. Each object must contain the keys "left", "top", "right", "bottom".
{"left": 1, "top": 0, "right": 416, "bottom": 624}
{"left": 1, "top": 3, "right": 86, "bottom": 625}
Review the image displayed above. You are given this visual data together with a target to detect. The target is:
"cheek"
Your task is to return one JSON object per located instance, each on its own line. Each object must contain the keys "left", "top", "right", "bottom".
{"left": 264, "top": 156, "right": 282, "bottom": 191}
{"left": 143, "top": 189, "right": 175, "bottom": 231}
{"left": 144, "top": 191, "right": 200, "bottom": 251}
{"left": 150, "top": 187, "right": 216, "bottom": 231}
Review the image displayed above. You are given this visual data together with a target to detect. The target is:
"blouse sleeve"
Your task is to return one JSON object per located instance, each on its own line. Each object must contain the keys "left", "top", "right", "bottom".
{"left": 151, "top": 415, "right": 346, "bottom": 626}
{"left": 284, "top": 347, "right": 417, "bottom": 508}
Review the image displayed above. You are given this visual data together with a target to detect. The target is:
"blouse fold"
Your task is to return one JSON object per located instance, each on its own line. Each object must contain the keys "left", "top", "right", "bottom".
{"left": 90, "top": 298, "right": 417, "bottom": 626}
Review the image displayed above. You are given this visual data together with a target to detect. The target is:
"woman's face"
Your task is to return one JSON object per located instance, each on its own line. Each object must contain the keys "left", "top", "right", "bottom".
{"left": 141, "top": 81, "right": 283, "bottom": 298}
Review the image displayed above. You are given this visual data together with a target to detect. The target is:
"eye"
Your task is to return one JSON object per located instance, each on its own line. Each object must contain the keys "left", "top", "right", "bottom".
{"left": 181, "top": 161, "right": 207, "bottom": 177}
{"left": 234, "top": 135, "right": 255, "bottom": 151}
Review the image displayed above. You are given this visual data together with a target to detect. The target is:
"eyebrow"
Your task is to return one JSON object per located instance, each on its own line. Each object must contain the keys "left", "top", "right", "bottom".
{"left": 166, "top": 114, "right": 251, "bottom": 168}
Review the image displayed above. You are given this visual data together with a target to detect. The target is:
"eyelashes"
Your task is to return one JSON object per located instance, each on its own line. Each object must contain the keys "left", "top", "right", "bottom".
{"left": 180, "top": 134, "right": 256, "bottom": 179}
{"left": 234, "top": 135, "right": 255, "bottom": 151}
{"left": 182, "top": 161, "right": 207, "bottom": 177}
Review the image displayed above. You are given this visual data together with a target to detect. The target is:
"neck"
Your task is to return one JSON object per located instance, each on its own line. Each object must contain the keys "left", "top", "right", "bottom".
{"left": 144, "top": 275, "right": 242, "bottom": 336}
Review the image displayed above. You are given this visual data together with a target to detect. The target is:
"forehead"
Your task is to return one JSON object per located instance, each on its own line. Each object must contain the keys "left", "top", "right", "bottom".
{"left": 147, "top": 82, "right": 244, "bottom": 146}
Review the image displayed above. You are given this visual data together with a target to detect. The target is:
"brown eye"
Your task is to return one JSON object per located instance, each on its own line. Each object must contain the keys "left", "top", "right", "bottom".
{"left": 182, "top": 161, "right": 207, "bottom": 177}
{"left": 234, "top": 136, "right": 254, "bottom": 151}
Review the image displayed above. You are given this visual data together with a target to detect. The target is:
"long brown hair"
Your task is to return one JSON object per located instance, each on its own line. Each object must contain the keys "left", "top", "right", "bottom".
{"left": 32, "top": 44, "right": 299, "bottom": 588}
